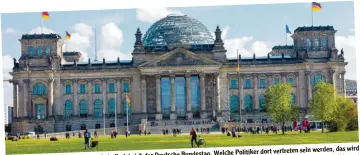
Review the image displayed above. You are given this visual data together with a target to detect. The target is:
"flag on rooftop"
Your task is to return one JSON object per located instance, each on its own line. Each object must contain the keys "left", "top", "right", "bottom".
{"left": 42, "top": 12, "right": 50, "bottom": 20}
{"left": 312, "top": 2, "right": 322, "bottom": 12}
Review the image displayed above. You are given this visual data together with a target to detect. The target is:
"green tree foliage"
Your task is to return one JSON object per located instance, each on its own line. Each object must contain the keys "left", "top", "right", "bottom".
{"left": 328, "top": 96, "right": 356, "bottom": 131}
{"left": 265, "top": 83, "right": 299, "bottom": 134}
{"left": 309, "top": 82, "right": 337, "bottom": 133}
{"left": 346, "top": 104, "right": 358, "bottom": 131}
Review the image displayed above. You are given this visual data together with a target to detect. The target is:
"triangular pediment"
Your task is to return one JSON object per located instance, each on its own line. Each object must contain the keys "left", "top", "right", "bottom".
{"left": 139, "top": 48, "right": 222, "bottom": 68}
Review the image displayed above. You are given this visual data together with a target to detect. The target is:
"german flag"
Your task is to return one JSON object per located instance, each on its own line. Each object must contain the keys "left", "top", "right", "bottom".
{"left": 125, "top": 94, "right": 131, "bottom": 106}
{"left": 66, "top": 31, "right": 71, "bottom": 40}
{"left": 312, "top": 2, "right": 322, "bottom": 12}
{"left": 42, "top": 11, "right": 50, "bottom": 20}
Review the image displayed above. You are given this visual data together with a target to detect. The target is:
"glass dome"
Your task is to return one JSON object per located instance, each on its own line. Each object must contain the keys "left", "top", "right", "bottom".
{"left": 143, "top": 14, "right": 215, "bottom": 46}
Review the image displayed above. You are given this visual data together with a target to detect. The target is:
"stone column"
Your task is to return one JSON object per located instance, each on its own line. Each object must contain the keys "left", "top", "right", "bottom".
{"left": 170, "top": 74, "right": 177, "bottom": 120}
{"left": 48, "top": 78, "right": 54, "bottom": 117}
{"left": 155, "top": 74, "right": 162, "bottom": 120}
{"left": 200, "top": 73, "right": 206, "bottom": 118}
{"left": 141, "top": 75, "right": 147, "bottom": 114}
{"left": 266, "top": 73, "right": 272, "bottom": 87}
{"left": 55, "top": 78, "right": 62, "bottom": 116}
{"left": 239, "top": 76, "right": 244, "bottom": 112}
{"left": 73, "top": 80, "right": 78, "bottom": 116}
{"left": 340, "top": 71, "right": 346, "bottom": 96}
{"left": 329, "top": 70, "right": 336, "bottom": 87}
{"left": 305, "top": 71, "right": 312, "bottom": 101}
{"left": 13, "top": 82, "right": 18, "bottom": 118}
{"left": 116, "top": 79, "right": 122, "bottom": 115}
{"left": 186, "top": 73, "right": 193, "bottom": 119}
{"left": 253, "top": 74, "right": 259, "bottom": 113}
{"left": 88, "top": 81, "right": 93, "bottom": 115}
{"left": 102, "top": 79, "right": 107, "bottom": 116}
{"left": 281, "top": 73, "right": 287, "bottom": 83}
{"left": 214, "top": 73, "right": 221, "bottom": 113}
{"left": 23, "top": 79, "right": 29, "bottom": 117}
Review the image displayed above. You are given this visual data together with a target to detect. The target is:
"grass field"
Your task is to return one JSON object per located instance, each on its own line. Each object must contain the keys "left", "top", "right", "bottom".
{"left": 5, "top": 131, "right": 359, "bottom": 154}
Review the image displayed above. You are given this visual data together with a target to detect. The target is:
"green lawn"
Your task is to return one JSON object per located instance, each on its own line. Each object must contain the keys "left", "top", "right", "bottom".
{"left": 6, "top": 131, "right": 359, "bottom": 154}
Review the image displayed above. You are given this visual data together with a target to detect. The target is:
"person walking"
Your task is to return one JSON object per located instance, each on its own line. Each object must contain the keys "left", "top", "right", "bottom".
{"left": 190, "top": 128, "right": 198, "bottom": 148}
{"left": 84, "top": 129, "right": 90, "bottom": 150}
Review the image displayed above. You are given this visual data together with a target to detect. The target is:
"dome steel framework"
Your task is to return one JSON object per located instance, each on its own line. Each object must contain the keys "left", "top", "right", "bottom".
{"left": 143, "top": 15, "right": 214, "bottom": 46}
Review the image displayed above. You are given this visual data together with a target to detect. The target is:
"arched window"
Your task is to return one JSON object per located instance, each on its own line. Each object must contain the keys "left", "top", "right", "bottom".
{"left": 291, "top": 94, "right": 296, "bottom": 104}
{"left": 28, "top": 46, "right": 35, "bottom": 55}
{"left": 93, "top": 99, "right": 103, "bottom": 118}
{"left": 64, "top": 100, "right": 73, "bottom": 118}
{"left": 321, "top": 39, "right": 327, "bottom": 47}
{"left": 79, "top": 100, "right": 88, "bottom": 118}
{"left": 244, "top": 95, "right": 253, "bottom": 113}
{"left": 108, "top": 98, "right": 116, "bottom": 117}
{"left": 306, "top": 39, "right": 312, "bottom": 49}
{"left": 123, "top": 98, "right": 132, "bottom": 116}
{"left": 230, "top": 95, "right": 239, "bottom": 113}
{"left": 230, "top": 79, "right": 237, "bottom": 89}
{"left": 37, "top": 47, "right": 42, "bottom": 55}
{"left": 259, "top": 95, "right": 266, "bottom": 112}
{"left": 45, "top": 47, "right": 51, "bottom": 55}
{"left": 32, "top": 83, "right": 47, "bottom": 95}
{"left": 312, "top": 74, "right": 325, "bottom": 86}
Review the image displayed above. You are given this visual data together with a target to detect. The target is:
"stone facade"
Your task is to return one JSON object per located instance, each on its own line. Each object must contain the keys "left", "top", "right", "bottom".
{"left": 9, "top": 16, "right": 347, "bottom": 134}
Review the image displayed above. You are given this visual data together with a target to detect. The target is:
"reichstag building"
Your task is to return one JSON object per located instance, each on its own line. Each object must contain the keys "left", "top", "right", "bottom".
{"left": 10, "top": 15, "right": 347, "bottom": 133}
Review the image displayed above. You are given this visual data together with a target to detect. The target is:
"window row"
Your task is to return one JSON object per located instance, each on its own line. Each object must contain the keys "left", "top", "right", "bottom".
{"left": 304, "top": 38, "right": 327, "bottom": 50}
{"left": 229, "top": 94, "right": 296, "bottom": 113}
{"left": 62, "top": 99, "right": 132, "bottom": 119}
{"left": 229, "top": 77, "right": 295, "bottom": 89}
{"left": 28, "top": 46, "right": 51, "bottom": 56}
{"left": 63, "top": 82, "right": 129, "bottom": 94}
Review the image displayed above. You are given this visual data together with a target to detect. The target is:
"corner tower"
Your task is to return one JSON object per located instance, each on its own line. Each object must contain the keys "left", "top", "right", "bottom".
{"left": 18, "top": 34, "right": 64, "bottom": 69}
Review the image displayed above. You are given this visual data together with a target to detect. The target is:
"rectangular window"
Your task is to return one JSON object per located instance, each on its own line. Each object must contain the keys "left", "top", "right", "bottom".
{"left": 288, "top": 78, "right": 295, "bottom": 85}
{"left": 273, "top": 78, "right": 280, "bottom": 85}
{"left": 65, "top": 84, "right": 71, "bottom": 94}
{"left": 244, "top": 79, "right": 251, "bottom": 89}
{"left": 108, "top": 83, "right": 115, "bottom": 93}
{"left": 94, "top": 84, "right": 101, "bottom": 93}
{"left": 230, "top": 79, "right": 237, "bottom": 89}
{"left": 259, "top": 79, "right": 266, "bottom": 88}
{"left": 95, "top": 124, "right": 101, "bottom": 129}
{"left": 36, "top": 104, "right": 45, "bottom": 119}
{"left": 80, "top": 84, "right": 86, "bottom": 94}
{"left": 123, "top": 83, "right": 129, "bottom": 92}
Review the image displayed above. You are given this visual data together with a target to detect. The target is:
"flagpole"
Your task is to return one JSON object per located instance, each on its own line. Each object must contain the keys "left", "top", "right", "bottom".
{"left": 286, "top": 31, "right": 288, "bottom": 46}
{"left": 237, "top": 49, "right": 242, "bottom": 130}
{"left": 126, "top": 93, "right": 129, "bottom": 133}
{"left": 115, "top": 95, "right": 117, "bottom": 132}
{"left": 311, "top": 3, "right": 314, "bottom": 26}
{"left": 41, "top": 19, "right": 44, "bottom": 34}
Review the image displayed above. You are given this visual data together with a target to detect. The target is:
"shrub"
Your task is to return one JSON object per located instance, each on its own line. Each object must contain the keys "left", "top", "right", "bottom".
{"left": 22, "top": 136, "right": 25, "bottom": 139}
{"left": 50, "top": 137, "right": 58, "bottom": 141}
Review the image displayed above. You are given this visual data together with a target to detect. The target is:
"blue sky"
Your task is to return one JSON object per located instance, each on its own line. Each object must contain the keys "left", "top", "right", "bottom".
{"left": 1, "top": 1, "right": 357, "bottom": 105}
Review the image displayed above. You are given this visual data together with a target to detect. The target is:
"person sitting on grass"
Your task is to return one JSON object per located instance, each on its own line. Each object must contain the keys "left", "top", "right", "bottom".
{"left": 190, "top": 128, "right": 198, "bottom": 148}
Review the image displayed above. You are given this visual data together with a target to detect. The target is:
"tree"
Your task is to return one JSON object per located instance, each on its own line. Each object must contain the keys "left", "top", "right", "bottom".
{"left": 309, "top": 82, "right": 337, "bottom": 133}
{"left": 346, "top": 100, "right": 358, "bottom": 131}
{"left": 329, "top": 95, "right": 356, "bottom": 131}
{"left": 265, "top": 83, "right": 299, "bottom": 134}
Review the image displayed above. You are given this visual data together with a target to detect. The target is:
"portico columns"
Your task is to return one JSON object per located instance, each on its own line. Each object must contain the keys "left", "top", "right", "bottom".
{"left": 170, "top": 74, "right": 177, "bottom": 120}
{"left": 155, "top": 74, "right": 162, "bottom": 120}
{"left": 186, "top": 73, "right": 193, "bottom": 119}
{"left": 305, "top": 71, "right": 312, "bottom": 101}
{"left": 200, "top": 73, "right": 206, "bottom": 118}
{"left": 253, "top": 74, "right": 259, "bottom": 113}
{"left": 48, "top": 78, "right": 54, "bottom": 117}
{"left": 12, "top": 82, "right": 18, "bottom": 118}
{"left": 73, "top": 80, "right": 78, "bottom": 116}
{"left": 141, "top": 75, "right": 147, "bottom": 114}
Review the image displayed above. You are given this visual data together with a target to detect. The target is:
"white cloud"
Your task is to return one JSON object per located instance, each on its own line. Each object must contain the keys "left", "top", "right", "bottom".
{"left": 2, "top": 55, "right": 13, "bottom": 106}
{"left": 336, "top": 35, "right": 357, "bottom": 80}
{"left": 98, "top": 22, "right": 131, "bottom": 61}
{"left": 349, "top": 28, "right": 355, "bottom": 33}
{"left": 136, "top": 8, "right": 184, "bottom": 23}
{"left": 29, "top": 26, "right": 56, "bottom": 34}
{"left": 65, "top": 23, "right": 94, "bottom": 61}
{"left": 222, "top": 26, "right": 272, "bottom": 58}
{"left": 4, "top": 27, "right": 16, "bottom": 34}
